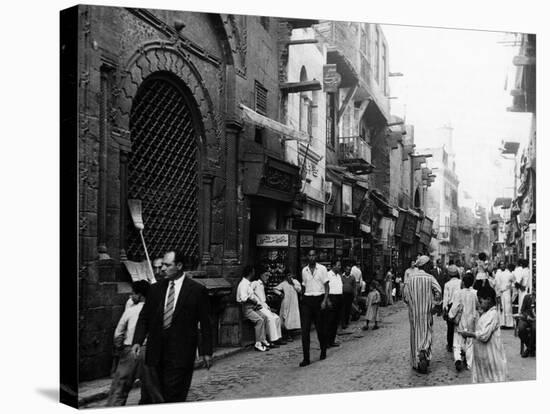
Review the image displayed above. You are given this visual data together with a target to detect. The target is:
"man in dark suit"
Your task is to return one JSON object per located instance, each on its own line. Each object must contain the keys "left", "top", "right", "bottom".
{"left": 432, "top": 259, "right": 447, "bottom": 290}
{"left": 132, "top": 250, "right": 213, "bottom": 403}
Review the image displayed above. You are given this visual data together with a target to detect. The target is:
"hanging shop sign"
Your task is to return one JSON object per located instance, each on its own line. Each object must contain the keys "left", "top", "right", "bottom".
{"left": 323, "top": 64, "right": 342, "bottom": 93}
{"left": 314, "top": 237, "right": 335, "bottom": 249}
{"left": 257, "top": 233, "right": 290, "bottom": 247}
{"left": 421, "top": 217, "right": 433, "bottom": 235}
{"left": 419, "top": 232, "right": 432, "bottom": 246}
{"left": 394, "top": 210, "right": 405, "bottom": 237}
{"left": 401, "top": 213, "right": 418, "bottom": 245}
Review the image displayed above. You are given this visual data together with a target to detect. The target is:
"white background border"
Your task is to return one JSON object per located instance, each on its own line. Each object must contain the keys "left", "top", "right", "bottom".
{"left": 0, "top": 0, "right": 545, "bottom": 413}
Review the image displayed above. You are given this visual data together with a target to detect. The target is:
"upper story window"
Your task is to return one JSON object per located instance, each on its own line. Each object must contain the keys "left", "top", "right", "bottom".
{"left": 374, "top": 26, "right": 380, "bottom": 83}
{"left": 260, "top": 17, "right": 269, "bottom": 31}
{"left": 299, "top": 66, "right": 313, "bottom": 137}
{"left": 254, "top": 81, "right": 268, "bottom": 116}
{"left": 326, "top": 93, "right": 336, "bottom": 148}
{"left": 360, "top": 26, "right": 367, "bottom": 57}
{"left": 381, "top": 43, "right": 387, "bottom": 95}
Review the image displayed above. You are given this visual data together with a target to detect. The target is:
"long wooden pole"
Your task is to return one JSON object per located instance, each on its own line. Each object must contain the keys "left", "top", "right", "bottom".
{"left": 139, "top": 230, "right": 155, "bottom": 283}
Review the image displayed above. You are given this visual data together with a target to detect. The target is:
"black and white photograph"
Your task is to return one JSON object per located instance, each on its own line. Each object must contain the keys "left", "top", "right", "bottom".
{"left": 3, "top": 1, "right": 544, "bottom": 413}
{"left": 57, "top": 2, "right": 541, "bottom": 409}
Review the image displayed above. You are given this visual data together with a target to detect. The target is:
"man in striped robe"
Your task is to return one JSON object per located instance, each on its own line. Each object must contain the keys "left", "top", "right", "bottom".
{"left": 403, "top": 255, "right": 442, "bottom": 373}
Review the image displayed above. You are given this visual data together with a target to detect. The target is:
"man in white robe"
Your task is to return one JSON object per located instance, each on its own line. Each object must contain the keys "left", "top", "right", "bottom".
{"left": 403, "top": 255, "right": 442, "bottom": 374}
{"left": 495, "top": 262, "right": 514, "bottom": 328}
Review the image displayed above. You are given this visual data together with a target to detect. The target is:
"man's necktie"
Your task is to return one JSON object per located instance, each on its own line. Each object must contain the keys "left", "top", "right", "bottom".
{"left": 163, "top": 281, "right": 175, "bottom": 329}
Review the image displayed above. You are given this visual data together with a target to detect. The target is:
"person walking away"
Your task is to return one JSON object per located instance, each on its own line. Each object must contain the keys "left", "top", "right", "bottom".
{"left": 252, "top": 267, "right": 285, "bottom": 347}
{"left": 299, "top": 249, "right": 330, "bottom": 366}
{"left": 404, "top": 261, "right": 416, "bottom": 285}
{"left": 106, "top": 281, "right": 150, "bottom": 406}
{"left": 384, "top": 268, "right": 394, "bottom": 305}
{"left": 517, "top": 291, "right": 536, "bottom": 357}
{"left": 362, "top": 282, "right": 381, "bottom": 330}
{"left": 236, "top": 266, "right": 270, "bottom": 352}
{"left": 403, "top": 255, "right": 442, "bottom": 374}
{"left": 448, "top": 273, "right": 479, "bottom": 371}
{"left": 442, "top": 265, "right": 462, "bottom": 353}
{"left": 132, "top": 251, "right": 213, "bottom": 403}
{"left": 341, "top": 264, "right": 357, "bottom": 329}
{"left": 459, "top": 286, "right": 507, "bottom": 383}
{"left": 324, "top": 260, "right": 343, "bottom": 347}
{"left": 273, "top": 271, "right": 302, "bottom": 342}
{"left": 495, "top": 262, "right": 514, "bottom": 328}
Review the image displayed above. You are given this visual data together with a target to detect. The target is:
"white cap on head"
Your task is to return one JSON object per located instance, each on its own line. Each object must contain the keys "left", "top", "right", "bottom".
{"left": 415, "top": 255, "right": 430, "bottom": 267}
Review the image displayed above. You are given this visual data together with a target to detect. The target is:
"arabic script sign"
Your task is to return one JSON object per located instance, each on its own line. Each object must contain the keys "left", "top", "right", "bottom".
{"left": 256, "top": 234, "right": 289, "bottom": 247}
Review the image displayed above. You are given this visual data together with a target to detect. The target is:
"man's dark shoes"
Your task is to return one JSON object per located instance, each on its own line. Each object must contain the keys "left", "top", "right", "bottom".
{"left": 521, "top": 349, "right": 530, "bottom": 358}
{"left": 320, "top": 350, "right": 327, "bottom": 360}
{"left": 373, "top": 325, "right": 379, "bottom": 330}
{"left": 299, "top": 360, "right": 310, "bottom": 367}
{"left": 455, "top": 360, "right": 462, "bottom": 372}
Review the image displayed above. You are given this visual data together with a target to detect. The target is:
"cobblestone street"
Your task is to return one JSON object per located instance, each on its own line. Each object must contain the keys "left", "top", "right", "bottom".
{"left": 84, "top": 301, "right": 535, "bottom": 408}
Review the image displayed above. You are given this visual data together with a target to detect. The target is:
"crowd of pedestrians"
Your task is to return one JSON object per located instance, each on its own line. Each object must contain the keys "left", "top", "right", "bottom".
{"left": 103, "top": 247, "right": 535, "bottom": 407}
{"left": 400, "top": 251, "right": 535, "bottom": 383}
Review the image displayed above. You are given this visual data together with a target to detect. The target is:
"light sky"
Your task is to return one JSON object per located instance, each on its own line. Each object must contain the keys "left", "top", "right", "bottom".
{"left": 381, "top": 24, "right": 533, "bottom": 211}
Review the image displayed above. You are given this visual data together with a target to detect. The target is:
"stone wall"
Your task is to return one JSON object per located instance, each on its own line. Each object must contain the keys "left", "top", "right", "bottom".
{"left": 76, "top": 5, "right": 285, "bottom": 380}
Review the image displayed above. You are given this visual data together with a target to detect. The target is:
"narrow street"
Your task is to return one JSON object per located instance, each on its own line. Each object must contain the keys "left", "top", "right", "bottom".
{"left": 84, "top": 301, "right": 535, "bottom": 408}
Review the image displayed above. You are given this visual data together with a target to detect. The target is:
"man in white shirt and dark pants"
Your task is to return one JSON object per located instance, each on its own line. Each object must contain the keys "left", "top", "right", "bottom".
{"left": 236, "top": 265, "right": 269, "bottom": 352}
{"left": 300, "top": 249, "right": 330, "bottom": 367}
{"left": 107, "top": 281, "right": 150, "bottom": 406}
{"left": 325, "top": 260, "right": 344, "bottom": 347}
{"left": 442, "top": 265, "right": 462, "bottom": 353}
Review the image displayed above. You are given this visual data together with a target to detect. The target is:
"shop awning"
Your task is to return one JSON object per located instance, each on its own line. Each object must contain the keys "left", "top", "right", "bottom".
{"left": 240, "top": 104, "right": 310, "bottom": 143}
{"left": 369, "top": 190, "right": 394, "bottom": 216}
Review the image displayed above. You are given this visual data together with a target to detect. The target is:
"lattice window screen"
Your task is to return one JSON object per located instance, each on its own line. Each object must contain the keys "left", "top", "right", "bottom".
{"left": 127, "top": 77, "right": 199, "bottom": 262}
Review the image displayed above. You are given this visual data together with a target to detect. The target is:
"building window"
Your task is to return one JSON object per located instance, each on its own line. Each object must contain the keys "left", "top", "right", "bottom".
{"left": 360, "top": 26, "right": 367, "bottom": 56}
{"left": 254, "top": 81, "right": 268, "bottom": 115}
{"left": 326, "top": 93, "right": 336, "bottom": 148}
{"left": 374, "top": 26, "right": 380, "bottom": 83}
{"left": 260, "top": 17, "right": 269, "bottom": 31}
{"left": 381, "top": 43, "right": 387, "bottom": 95}
{"left": 299, "top": 94, "right": 312, "bottom": 136}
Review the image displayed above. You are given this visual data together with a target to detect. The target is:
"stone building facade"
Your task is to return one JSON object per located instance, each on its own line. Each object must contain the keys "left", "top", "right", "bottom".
{"left": 67, "top": 5, "right": 435, "bottom": 382}
{"left": 73, "top": 5, "right": 315, "bottom": 380}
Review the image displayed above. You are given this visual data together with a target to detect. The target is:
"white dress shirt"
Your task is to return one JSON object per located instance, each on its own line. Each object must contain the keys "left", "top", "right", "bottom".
{"left": 327, "top": 270, "right": 343, "bottom": 295}
{"left": 164, "top": 273, "right": 185, "bottom": 312}
{"left": 251, "top": 280, "right": 269, "bottom": 308}
{"left": 236, "top": 277, "right": 256, "bottom": 304}
{"left": 114, "top": 302, "right": 144, "bottom": 346}
{"left": 443, "top": 277, "right": 462, "bottom": 309}
{"left": 301, "top": 263, "right": 329, "bottom": 296}
{"left": 350, "top": 265, "right": 362, "bottom": 284}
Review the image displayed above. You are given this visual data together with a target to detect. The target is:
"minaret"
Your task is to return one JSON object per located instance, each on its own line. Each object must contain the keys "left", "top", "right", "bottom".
{"left": 438, "top": 122, "right": 455, "bottom": 172}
